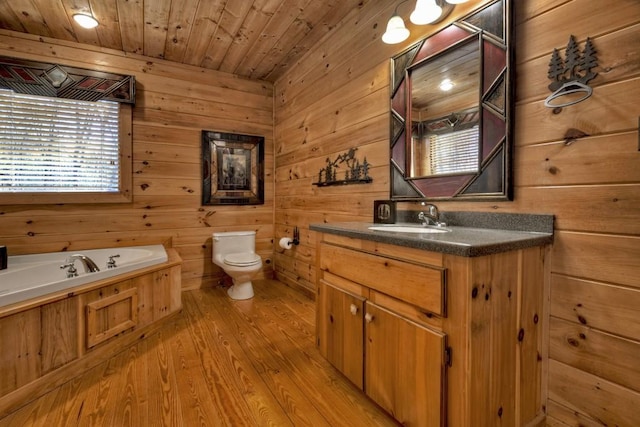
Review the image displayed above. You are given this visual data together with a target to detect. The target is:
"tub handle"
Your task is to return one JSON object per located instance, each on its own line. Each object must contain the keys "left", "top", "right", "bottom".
{"left": 107, "top": 254, "right": 120, "bottom": 269}
{"left": 60, "top": 262, "right": 78, "bottom": 278}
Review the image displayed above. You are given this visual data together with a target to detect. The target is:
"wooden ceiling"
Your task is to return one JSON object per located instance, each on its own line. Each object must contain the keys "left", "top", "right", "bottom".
{"left": 0, "top": 0, "right": 367, "bottom": 83}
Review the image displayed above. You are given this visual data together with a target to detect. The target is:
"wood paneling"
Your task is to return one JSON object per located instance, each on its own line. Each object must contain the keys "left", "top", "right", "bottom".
{"left": 514, "top": 78, "right": 640, "bottom": 145}
{"left": 549, "top": 317, "right": 640, "bottom": 393}
{"left": 551, "top": 275, "right": 640, "bottom": 341}
{"left": 551, "top": 232, "right": 640, "bottom": 289}
{"left": 273, "top": 0, "right": 640, "bottom": 425}
{"left": 548, "top": 360, "right": 640, "bottom": 427}
{"left": 0, "top": 32, "right": 275, "bottom": 290}
{"left": 0, "top": 0, "right": 368, "bottom": 82}
{"left": 0, "top": 309, "right": 41, "bottom": 396}
{"left": 40, "top": 299, "right": 78, "bottom": 374}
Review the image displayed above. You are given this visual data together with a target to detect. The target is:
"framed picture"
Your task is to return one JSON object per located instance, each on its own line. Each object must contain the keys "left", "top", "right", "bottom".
{"left": 202, "top": 130, "right": 264, "bottom": 205}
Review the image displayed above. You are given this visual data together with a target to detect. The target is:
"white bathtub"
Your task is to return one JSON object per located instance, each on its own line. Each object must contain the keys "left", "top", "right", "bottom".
{"left": 0, "top": 245, "right": 168, "bottom": 308}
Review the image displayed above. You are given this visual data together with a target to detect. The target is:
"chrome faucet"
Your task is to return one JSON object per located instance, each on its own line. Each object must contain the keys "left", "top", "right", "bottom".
{"left": 66, "top": 254, "right": 100, "bottom": 273}
{"left": 418, "top": 204, "right": 441, "bottom": 226}
{"left": 60, "top": 262, "right": 78, "bottom": 278}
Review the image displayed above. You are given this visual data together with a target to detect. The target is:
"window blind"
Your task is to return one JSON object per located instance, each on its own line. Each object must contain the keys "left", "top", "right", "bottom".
{"left": 0, "top": 89, "right": 120, "bottom": 192}
{"left": 429, "top": 126, "right": 479, "bottom": 175}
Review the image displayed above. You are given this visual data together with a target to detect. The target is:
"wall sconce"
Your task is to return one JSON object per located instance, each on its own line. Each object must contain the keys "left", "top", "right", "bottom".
{"left": 73, "top": 14, "right": 99, "bottom": 29}
{"left": 382, "top": 0, "right": 469, "bottom": 44}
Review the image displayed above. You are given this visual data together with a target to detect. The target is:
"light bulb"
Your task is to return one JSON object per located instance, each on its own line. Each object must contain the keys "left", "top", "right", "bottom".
{"left": 73, "top": 14, "right": 99, "bottom": 29}
{"left": 382, "top": 15, "right": 410, "bottom": 44}
{"left": 410, "top": 0, "right": 443, "bottom": 25}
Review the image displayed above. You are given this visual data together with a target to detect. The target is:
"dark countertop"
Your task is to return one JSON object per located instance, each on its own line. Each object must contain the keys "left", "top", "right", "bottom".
{"left": 310, "top": 212, "right": 554, "bottom": 257}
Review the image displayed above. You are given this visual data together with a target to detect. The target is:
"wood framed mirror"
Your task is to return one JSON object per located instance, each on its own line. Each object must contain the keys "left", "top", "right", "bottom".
{"left": 390, "top": 0, "right": 513, "bottom": 201}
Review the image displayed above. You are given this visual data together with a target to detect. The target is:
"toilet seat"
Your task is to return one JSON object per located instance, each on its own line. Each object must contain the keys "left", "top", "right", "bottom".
{"left": 224, "top": 253, "right": 261, "bottom": 267}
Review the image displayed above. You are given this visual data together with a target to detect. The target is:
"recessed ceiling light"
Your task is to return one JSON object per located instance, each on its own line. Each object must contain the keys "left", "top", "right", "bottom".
{"left": 439, "top": 78, "right": 454, "bottom": 91}
{"left": 73, "top": 14, "right": 99, "bottom": 29}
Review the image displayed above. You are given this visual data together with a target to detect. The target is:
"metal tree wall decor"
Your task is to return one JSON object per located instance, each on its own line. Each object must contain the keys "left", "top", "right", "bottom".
{"left": 312, "top": 148, "right": 372, "bottom": 187}
{"left": 545, "top": 35, "right": 598, "bottom": 108}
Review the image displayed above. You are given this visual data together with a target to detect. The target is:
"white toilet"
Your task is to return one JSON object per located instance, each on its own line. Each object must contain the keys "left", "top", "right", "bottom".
{"left": 212, "top": 231, "right": 262, "bottom": 300}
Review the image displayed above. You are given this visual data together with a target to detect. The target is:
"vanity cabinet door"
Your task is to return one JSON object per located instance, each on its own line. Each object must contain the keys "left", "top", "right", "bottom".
{"left": 316, "top": 280, "right": 365, "bottom": 389}
{"left": 365, "top": 301, "right": 446, "bottom": 427}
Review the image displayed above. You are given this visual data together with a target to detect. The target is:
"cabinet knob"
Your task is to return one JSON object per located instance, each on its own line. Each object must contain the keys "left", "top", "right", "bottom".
{"left": 364, "top": 312, "right": 374, "bottom": 323}
{"left": 350, "top": 304, "right": 358, "bottom": 315}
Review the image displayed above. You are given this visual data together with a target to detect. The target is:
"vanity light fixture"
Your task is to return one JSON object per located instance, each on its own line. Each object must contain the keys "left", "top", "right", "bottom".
{"left": 410, "top": 0, "right": 443, "bottom": 25}
{"left": 382, "top": 0, "right": 461, "bottom": 44}
{"left": 73, "top": 13, "right": 99, "bottom": 29}
{"left": 381, "top": 4, "right": 411, "bottom": 44}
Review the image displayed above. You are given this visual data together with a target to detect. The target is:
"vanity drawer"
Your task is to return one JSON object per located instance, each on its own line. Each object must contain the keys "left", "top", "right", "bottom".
{"left": 320, "top": 243, "right": 446, "bottom": 316}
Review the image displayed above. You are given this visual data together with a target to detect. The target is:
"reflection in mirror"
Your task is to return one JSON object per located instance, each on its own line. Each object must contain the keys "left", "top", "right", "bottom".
{"left": 408, "top": 37, "right": 480, "bottom": 178}
{"left": 389, "top": 0, "right": 512, "bottom": 201}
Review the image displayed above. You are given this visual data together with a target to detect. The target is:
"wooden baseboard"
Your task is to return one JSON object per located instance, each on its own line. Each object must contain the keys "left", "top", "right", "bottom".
{"left": 0, "top": 310, "right": 181, "bottom": 419}
{"left": 274, "top": 273, "right": 315, "bottom": 300}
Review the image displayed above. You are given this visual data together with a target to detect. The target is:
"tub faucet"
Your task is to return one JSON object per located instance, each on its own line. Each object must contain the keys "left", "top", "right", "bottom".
{"left": 60, "top": 262, "right": 78, "bottom": 278}
{"left": 66, "top": 254, "right": 100, "bottom": 273}
{"left": 418, "top": 204, "right": 441, "bottom": 226}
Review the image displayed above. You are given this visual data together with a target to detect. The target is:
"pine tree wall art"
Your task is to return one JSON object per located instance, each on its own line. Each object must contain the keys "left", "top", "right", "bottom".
{"left": 545, "top": 35, "right": 598, "bottom": 108}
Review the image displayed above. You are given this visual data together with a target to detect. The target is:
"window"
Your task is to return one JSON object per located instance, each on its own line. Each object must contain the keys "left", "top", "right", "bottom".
{"left": 429, "top": 125, "right": 479, "bottom": 175}
{"left": 0, "top": 89, "right": 132, "bottom": 204}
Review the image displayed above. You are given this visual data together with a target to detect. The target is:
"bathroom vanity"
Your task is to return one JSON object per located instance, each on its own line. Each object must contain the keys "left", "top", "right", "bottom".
{"left": 311, "top": 213, "right": 553, "bottom": 427}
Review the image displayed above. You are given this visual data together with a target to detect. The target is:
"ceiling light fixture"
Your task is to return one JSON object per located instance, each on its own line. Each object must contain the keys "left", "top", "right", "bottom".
{"left": 382, "top": 0, "right": 460, "bottom": 45}
{"left": 73, "top": 14, "right": 99, "bottom": 29}
{"left": 439, "top": 78, "right": 454, "bottom": 91}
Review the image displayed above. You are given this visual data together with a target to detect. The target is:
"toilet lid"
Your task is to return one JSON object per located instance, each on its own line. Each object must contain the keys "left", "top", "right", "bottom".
{"left": 224, "top": 253, "right": 261, "bottom": 267}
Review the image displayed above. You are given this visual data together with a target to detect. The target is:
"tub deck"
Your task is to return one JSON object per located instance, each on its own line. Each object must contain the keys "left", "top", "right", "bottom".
{"left": 0, "top": 248, "right": 179, "bottom": 318}
{"left": 0, "top": 245, "right": 169, "bottom": 311}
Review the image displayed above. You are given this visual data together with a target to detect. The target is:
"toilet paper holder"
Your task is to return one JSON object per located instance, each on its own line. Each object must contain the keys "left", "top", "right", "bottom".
{"left": 279, "top": 227, "right": 300, "bottom": 250}
{"left": 292, "top": 226, "right": 300, "bottom": 245}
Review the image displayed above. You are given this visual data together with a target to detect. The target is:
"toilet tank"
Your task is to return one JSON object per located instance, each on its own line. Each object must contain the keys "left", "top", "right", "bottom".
{"left": 212, "top": 231, "right": 256, "bottom": 262}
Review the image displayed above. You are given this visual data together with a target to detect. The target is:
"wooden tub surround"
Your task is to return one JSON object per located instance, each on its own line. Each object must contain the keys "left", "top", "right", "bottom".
{"left": 312, "top": 216, "right": 552, "bottom": 427}
{"left": 0, "top": 248, "right": 182, "bottom": 418}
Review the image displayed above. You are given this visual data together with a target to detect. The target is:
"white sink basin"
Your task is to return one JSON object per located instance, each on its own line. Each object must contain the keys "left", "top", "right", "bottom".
{"left": 368, "top": 225, "right": 451, "bottom": 234}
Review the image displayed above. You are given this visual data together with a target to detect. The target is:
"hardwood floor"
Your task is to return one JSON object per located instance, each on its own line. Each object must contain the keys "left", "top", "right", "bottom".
{"left": 0, "top": 280, "right": 398, "bottom": 426}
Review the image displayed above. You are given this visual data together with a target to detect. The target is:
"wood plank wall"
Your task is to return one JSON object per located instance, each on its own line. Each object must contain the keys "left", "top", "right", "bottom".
{"left": 273, "top": 0, "right": 640, "bottom": 425}
{"left": 0, "top": 31, "right": 275, "bottom": 290}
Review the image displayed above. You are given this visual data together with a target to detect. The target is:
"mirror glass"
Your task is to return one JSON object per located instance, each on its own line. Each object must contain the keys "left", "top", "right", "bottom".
{"left": 408, "top": 37, "right": 480, "bottom": 178}
{"left": 390, "top": 0, "right": 512, "bottom": 201}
